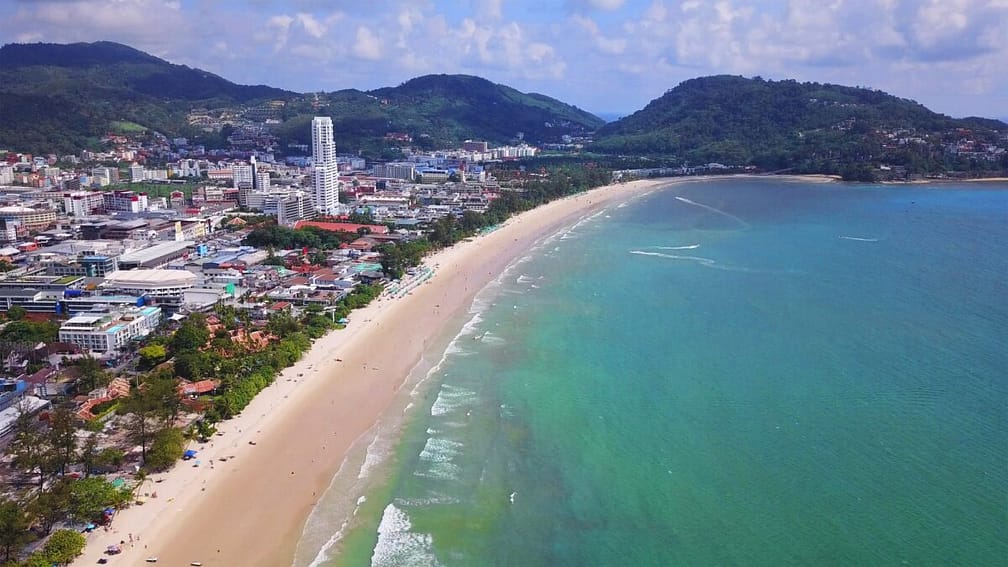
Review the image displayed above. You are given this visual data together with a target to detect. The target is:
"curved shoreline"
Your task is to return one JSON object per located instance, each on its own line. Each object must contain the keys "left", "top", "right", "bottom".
{"left": 70, "top": 178, "right": 671, "bottom": 567}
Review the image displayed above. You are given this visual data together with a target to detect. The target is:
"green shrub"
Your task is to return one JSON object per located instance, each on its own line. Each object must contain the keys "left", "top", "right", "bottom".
{"left": 144, "top": 428, "right": 185, "bottom": 472}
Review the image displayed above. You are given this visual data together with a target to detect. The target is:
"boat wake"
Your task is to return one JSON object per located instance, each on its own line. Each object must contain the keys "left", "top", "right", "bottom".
{"left": 652, "top": 244, "right": 700, "bottom": 250}
{"left": 629, "top": 250, "right": 801, "bottom": 275}
{"left": 838, "top": 235, "right": 879, "bottom": 242}
{"left": 674, "top": 196, "right": 751, "bottom": 230}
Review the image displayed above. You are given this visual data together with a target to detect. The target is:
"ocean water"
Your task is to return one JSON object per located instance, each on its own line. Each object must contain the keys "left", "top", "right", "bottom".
{"left": 302, "top": 178, "right": 1008, "bottom": 566}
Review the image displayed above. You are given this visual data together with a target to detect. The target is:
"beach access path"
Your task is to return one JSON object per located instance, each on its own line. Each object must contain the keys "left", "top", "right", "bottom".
{"left": 70, "top": 178, "right": 667, "bottom": 567}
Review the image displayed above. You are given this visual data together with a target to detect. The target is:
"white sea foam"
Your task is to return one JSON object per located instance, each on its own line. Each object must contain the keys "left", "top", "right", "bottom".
{"left": 459, "top": 312, "right": 484, "bottom": 336}
{"left": 413, "top": 464, "right": 461, "bottom": 481}
{"left": 302, "top": 421, "right": 394, "bottom": 567}
{"left": 358, "top": 432, "right": 391, "bottom": 480}
{"left": 414, "top": 435, "right": 463, "bottom": 480}
{"left": 839, "top": 235, "right": 879, "bottom": 242}
{"left": 393, "top": 495, "right": 459, "bottom": 507}
{"left": 370, "top": 504, "right": 442, "bottom": 567}
{"left": 430, "top": 384, "right": 477, "bottom": 417}
{"left": 480, "top": 332, "right": 507, "bottom": 346}
{"left": 418, "top": 436, "right": 463, "bottom": 463}
{"left": 516, "top": 274, "right": 534, "bottom": 284}
{"left": 304, "top": 493, "right": 369, "bottom": 567}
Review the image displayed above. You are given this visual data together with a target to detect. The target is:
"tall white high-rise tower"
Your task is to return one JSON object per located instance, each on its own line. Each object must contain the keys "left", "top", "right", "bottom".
{"left": 311, "top": 116, "right": 340, "bottom": 214}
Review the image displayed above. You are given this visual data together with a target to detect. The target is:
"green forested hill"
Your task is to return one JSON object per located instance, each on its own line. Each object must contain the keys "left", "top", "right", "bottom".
{"left": 0, "top": 42, "right": 602, "bottom": 155}
{"left": 0, "top": 41, "right": 287, "bottom": 101}
{"left": 0, "top": 42, "right": 293, "bottom": 154}
{"left": 272, "top": 75, "right": 603, "bottom": 153}
{"left": 368, "top": 74, "right": 603, "bottom": 142}
{"left": 593, "top": 75, "right": 1007, "bottom": 174}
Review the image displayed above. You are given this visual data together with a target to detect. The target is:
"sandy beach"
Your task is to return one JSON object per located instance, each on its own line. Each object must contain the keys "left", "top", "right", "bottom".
{"left": 70, "top": 178, "right": 668, "bottom": 567}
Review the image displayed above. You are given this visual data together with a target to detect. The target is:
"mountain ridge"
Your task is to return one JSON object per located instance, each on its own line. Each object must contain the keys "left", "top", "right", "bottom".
{"left": 592, "top": 75, "right": 1007, "bottom": 175}
{"left": 1, "top": 41, "right": 1005, "bottom": 178}
{"left": 0, "top": 41, "right": 602, "bottom": 155}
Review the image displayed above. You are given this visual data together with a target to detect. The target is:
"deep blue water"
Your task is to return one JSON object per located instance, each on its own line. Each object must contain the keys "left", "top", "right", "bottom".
{"left": 323, "top": 179, "right": 1008, "bottom": 566}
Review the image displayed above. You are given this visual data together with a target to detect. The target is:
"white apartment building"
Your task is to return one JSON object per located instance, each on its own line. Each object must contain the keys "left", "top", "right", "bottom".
{"left": 63, "top": 191, "right": 105, "bottom": 216}
{"left": 373, "top": 162, "right": 417, "bottom": 181}
{"left": 312, "top": 117, "right": 340, "bottom": 214}
{"left": 336, "top": 156, "right": 366, "bottom": 171}
{"left": 255, "top": 171, "right": 270, "bottom": 192}
{"left": 262, "top": 190, "right": 315, "bottom": 226}
{"left": 233, "top": 163, "right": 254, "bottom": 189}
{"left": 174, "top": 158, "right": 202, "bottom": 178}
{"left": 90, "top": 167, "right": 117, "bottom": 187}
{"left": 490, "top": 144, "right": 538, "bottom": 159}
{"left": 58, "top": 305, "right": 162, "bottom": 354}
{"left": 130, "top": 164, "right": 146, "bottom": 182}
{"left": 103, "top": 190, "right": 149, "bottom": 213}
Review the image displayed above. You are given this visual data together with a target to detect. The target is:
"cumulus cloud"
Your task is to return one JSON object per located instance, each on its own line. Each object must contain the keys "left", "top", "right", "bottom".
{"left": 352, "top": 26, "right": 383, "bottom": 60}
{"left": 0, "top": 0, "right": 1004, "bottom": 117}
{"left": 572, "top": 14, "right": 627, "bottom": 55}
{"left": 296, "top": 13, "right": 326, "bottom": 39}
{"left": 568, "top": 0, "right": 626, "bottom": 10}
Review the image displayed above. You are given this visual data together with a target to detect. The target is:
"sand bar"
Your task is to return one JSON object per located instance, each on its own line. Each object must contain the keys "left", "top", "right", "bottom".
{"left": 70, "top": 178, "right": 668, "bottom": 566}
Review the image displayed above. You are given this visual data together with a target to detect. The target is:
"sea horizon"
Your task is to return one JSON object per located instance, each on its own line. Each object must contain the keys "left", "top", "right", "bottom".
{"left": 297, "top": 177, "right": 1008, "bottom": 566}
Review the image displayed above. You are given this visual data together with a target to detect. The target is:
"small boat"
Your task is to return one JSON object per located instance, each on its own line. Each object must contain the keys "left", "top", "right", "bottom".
{"left": 191, "top": 562, "right": 203, "bottom": 566}
{"left": 145, "top": 558, "right": 158, "bottom": 563}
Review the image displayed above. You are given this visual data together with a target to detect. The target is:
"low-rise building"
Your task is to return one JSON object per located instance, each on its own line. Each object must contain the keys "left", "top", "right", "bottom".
{"left": 46, "top": 254, "right": 119, "bottom": 278}
{"left": 117, "top": 241, "right": 194, "bottom": 269}
{"left": 0, "top": 206, "right": 57, "bottom": 232}
{"left": 103, "top": 268, "right": 196, "bottom": 298}
{"left": 58, "top": 305, "right": 162, "bottom": 353}
{"left": 63, "top": 191, "right": 105, "bottom": 216}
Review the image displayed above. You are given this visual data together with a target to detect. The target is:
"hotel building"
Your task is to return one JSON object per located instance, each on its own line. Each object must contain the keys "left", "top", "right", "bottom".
{"left": 312, "top": 117, "right": 340, "bottom": 215}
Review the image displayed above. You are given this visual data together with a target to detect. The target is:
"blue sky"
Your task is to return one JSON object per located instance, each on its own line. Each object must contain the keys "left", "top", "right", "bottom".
{"left": 2, "top": 0, "right": 1006, "bottom": 119}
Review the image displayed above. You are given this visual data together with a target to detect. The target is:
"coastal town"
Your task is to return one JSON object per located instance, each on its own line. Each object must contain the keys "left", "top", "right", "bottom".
{"left": 0, "top": 99, "right": 1005, "bottom": 563}
{"left": 0, "top": 113, "right": 624, "bottom": 566}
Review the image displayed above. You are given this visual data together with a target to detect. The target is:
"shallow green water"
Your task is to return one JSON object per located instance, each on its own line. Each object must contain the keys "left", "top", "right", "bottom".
{"left": 314, "top": 179, "right": 1008, "bottom": 566}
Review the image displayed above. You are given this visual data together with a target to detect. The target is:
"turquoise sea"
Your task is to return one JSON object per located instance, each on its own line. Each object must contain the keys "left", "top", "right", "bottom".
{"left": 299, "top": 178, "right": 1008, "bottom": 566}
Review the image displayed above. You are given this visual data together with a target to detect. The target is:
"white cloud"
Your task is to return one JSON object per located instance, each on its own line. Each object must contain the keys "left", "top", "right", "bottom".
{"left": 589, "top": 0, "right": 625, "bottom": 9}
{"left": 352, "top": 26, "right": 383, "bottom": 60}
{"left": 572, "top": 15, "right": 626, "bottom": 55}
{"left": 296, "top": 13, "right": 326, "bottom": 39}
{"left": 0, "top": 0, "right": 1005, "bottom": 117}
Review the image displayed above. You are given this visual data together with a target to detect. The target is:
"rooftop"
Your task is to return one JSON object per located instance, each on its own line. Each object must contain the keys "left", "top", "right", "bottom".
{"left": 118, "top": 240, "right": 195, "bottom": 264}
{"left": 105, "top": 269, "right": 197, "bottom": 286}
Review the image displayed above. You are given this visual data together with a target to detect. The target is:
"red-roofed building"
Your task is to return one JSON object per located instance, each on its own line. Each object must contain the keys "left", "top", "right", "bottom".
{"left": 75, "top": 376, "right": 131, "bottom": 420}
{"left": 269, "top": 301, "right": 292, "bottom": 312}
{"left": 293, "top": 220, "right": 389, "bottom": 235}
{"left": 178, "top": 379, "right": 220, "bottom": 397}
